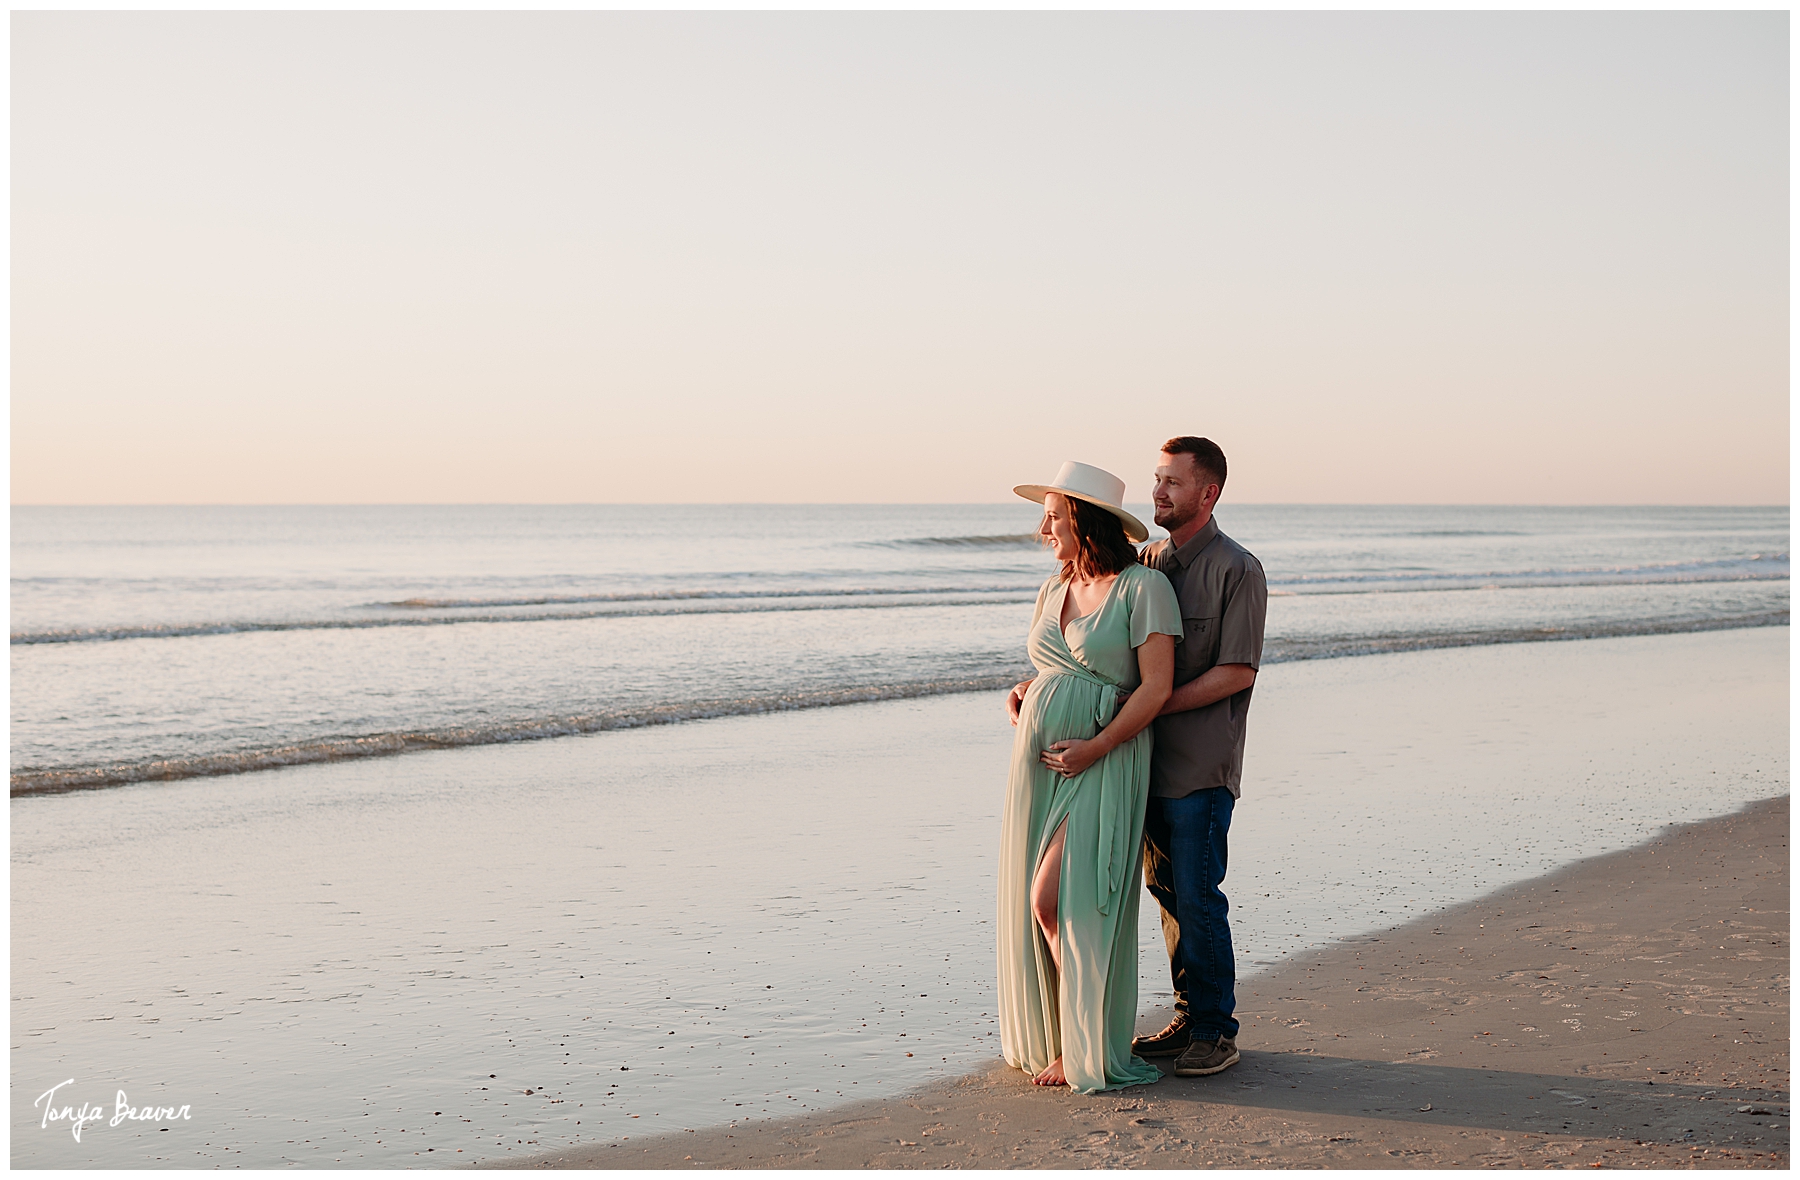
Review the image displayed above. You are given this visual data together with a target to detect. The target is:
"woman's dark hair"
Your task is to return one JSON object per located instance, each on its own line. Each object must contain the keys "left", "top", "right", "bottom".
{"left": 1051, "top": 494, "right": 1139, "bottom": 583}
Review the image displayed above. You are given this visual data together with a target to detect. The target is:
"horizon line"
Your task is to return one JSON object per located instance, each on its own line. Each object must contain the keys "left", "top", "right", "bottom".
{"left": 9, "top": 501, "right": 1791, "bottom": 510}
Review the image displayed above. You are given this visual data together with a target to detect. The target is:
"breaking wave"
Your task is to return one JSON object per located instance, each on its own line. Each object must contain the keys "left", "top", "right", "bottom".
{"left": 1260, "top": 609, "right": 1789, "bottom": 662}
{"left": 10, "top": 674, "right": 1026, "bottom": 796}
{"left": 884, "top": 533, "right": 1040, "bottom": 547}
{"left": 1270, "top": 553, "right": 1787, "bottom": 594}
{"left": 13, "top": 610, "right": 1785, "bottom": 797}
{"left": 12, "top": 588, "right": 1042, "bottom": 645}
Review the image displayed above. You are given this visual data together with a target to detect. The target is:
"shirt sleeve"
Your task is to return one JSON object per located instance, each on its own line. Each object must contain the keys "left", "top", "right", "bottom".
{"left": 1216, "top": 556, "right": 1268, "bottom": 668}
{"left": 1128, "top": 564, "right": 1184, "bottom": 649}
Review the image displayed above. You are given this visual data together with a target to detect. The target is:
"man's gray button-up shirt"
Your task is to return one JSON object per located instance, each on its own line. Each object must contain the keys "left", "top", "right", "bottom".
{"left": 1142, "top": 517, "right": 1268, "bottom": 800}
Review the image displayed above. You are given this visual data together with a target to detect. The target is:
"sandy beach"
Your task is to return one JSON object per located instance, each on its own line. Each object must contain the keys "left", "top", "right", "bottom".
{"left": 510, "top": 795, "right": 1789, "bottom": 1169}
{"left": 12, "top": 627, "right": 1787, "bottom": 1167}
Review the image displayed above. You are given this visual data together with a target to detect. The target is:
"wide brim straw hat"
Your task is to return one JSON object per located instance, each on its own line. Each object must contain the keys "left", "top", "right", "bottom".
{"left": 1013, "top": 460, "right": 1150, "bottom": 544}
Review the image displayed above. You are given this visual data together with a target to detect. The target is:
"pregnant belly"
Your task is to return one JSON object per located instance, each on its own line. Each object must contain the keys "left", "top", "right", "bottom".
{"left": 1020, "top": 673, "right": 1112, "bottom": 747}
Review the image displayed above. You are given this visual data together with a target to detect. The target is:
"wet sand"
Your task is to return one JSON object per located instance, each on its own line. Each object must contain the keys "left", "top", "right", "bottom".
{"left": 509, "top": 796, "right": 1789, "bottom": 1169}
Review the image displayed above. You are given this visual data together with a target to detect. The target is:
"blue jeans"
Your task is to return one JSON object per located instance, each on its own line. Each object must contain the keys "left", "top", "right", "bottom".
{"left": 1142, "top": 787, "right": 1239, "bottom": 1041}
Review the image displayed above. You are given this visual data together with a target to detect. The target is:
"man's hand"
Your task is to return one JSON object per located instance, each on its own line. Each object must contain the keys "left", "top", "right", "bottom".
{"left": 1006, "top": 678, "right": 1035, "bottom": 726}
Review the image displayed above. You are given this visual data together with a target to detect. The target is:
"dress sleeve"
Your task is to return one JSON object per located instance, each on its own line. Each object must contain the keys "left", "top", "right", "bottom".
{"left": 1127, "top": 564, "right": 1184, "bottom": 649}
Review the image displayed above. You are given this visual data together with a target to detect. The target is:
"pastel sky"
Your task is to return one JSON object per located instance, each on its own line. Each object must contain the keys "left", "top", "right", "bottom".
{"left": 12, "top": 12, "right": 1789, "bottom": 505}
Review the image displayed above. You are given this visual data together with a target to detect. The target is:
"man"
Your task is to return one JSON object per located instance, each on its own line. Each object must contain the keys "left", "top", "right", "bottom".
{"left": 1129, "top": 436, "right": 1267, "bottom": 1077}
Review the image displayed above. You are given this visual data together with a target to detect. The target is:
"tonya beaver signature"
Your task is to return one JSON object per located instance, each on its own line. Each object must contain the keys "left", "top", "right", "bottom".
{"left": 34, "top": 1079, "right": 192, "bottom": 1143}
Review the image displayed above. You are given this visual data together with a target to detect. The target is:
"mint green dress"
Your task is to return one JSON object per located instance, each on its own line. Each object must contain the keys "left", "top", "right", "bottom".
{"left": 997, "top": 561, "right": 1182, "bottom": 1093}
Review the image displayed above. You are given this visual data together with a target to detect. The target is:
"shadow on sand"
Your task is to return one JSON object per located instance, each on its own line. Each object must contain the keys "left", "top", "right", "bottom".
{"left": 1154, "top": 1050, "right": 1788, "bottom": 1150}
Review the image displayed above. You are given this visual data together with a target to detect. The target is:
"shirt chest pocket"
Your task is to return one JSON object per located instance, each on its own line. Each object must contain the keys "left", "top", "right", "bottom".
{"left": 1179, "top": 615, "right": 1221, "bottom": 670}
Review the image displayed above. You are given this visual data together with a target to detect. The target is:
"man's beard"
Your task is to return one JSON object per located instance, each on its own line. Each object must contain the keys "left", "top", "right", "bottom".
{"left": 1154, "top": 501, "right": 1196, "bottom": 532}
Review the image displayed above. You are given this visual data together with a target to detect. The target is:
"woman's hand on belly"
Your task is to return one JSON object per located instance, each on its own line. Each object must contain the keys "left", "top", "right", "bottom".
{"left": 1040, "top": 737, "right": 1106, "bottom": 779}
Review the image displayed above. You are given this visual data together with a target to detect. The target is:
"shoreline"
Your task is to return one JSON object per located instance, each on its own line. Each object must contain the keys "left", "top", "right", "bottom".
{"left": 505, "top": 796, "right": 1790, "bottom": 1170}
{"left": 12, "top": 613, "right": 1787, "bottom": 797}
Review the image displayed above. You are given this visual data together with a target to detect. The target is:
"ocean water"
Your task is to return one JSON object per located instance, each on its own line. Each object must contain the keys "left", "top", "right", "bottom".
{"left": 10, "top": 504, "right": 1787, "bottom": 793}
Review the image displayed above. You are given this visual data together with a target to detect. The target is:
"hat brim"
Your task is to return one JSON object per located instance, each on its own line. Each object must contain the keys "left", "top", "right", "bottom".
{"left": 1013, "top": 484, "right": 1150, "bottom": 544}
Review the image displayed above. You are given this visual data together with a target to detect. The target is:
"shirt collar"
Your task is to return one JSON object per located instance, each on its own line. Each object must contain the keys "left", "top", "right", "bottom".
{"left": 1169, "top": 517, "right": 1219, "bottom": 569}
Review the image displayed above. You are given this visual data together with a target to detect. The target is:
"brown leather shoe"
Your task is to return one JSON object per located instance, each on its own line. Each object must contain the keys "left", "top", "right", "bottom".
{"left": 1172, "top": 1035, "right": 1239, "bottom": 1076}
{"left": 1130, "top": 1017, "right": 1192, "bottom": 1058}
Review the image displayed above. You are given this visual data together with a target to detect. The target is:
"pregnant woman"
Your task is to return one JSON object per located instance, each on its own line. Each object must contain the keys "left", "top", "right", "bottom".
{"left": 999, "top": 461, "right": 1180, "bottom": 1092}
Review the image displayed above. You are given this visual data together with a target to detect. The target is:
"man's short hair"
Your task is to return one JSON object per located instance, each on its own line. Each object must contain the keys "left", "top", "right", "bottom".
{"left": 1162, "top": 436, "right": 1227, "bottom": 492}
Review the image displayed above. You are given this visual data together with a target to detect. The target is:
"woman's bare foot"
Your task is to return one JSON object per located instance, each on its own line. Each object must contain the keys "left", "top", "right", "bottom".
{"left": 1031, "top": 1057, "right": 1066, "bottom": 1087}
